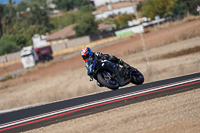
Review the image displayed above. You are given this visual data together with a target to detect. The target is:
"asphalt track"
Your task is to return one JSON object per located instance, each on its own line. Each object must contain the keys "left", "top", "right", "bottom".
{"left": 0, "top": 72, "right": 200, "bottom": 133}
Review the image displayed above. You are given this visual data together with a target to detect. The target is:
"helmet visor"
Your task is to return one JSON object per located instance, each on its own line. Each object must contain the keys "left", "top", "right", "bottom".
{"left": 82, "top": 54, "right": 89, "bottom": 60}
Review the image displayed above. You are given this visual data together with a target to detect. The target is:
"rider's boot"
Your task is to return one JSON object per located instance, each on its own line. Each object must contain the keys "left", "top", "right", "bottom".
{"left": 118, "top": 59, "right": 138, "bottom": 73}
{"left": 118, "top": 59, "right": 131, "bottom": 69}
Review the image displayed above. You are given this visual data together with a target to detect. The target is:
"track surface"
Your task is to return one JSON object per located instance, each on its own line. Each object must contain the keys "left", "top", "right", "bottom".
{"left": 0, "top": 73, "right": 200, "bottom": 133}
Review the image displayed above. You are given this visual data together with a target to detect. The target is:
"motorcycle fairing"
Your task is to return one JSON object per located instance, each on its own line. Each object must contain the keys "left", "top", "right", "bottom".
{"left": 94, "top": 60, "right": 132, "bottom": 86}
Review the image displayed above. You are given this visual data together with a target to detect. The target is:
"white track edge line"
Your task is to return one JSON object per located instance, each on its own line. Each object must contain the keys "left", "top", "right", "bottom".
{"left": 1, "top": 77, "right": 200, "bottom": 129}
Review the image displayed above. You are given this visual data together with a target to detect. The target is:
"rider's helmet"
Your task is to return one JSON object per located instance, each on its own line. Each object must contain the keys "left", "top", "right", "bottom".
{"left": 81, "top": 47, "right": 93, "bottom": 61}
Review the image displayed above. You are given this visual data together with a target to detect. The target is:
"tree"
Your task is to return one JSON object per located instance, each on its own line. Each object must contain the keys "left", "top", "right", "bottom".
{"left": 0, "top": 0, "right": 56, "bottom": 55}
{"left": 8, "top": 0, "right": 16, "bottom": 17}
{"left": 171, "top": 0, "right": 200, "bottom": 15}
{"left": 23, "top": 25, "right": 47, "bottom": 46}
{"left": 0, "top": 4, "right": 3, "bottom": 38}
{"left": 17, "top": 1, "right": 28, "bottom": 12}
{"left": 29, "top": 0, "right": 50, "bottom": 11}
{"left": 50, "top": 12, "right": 77, "bottom": 31}
{"left": 183, "top": 0, "right": 200, "bottom": 15}
{"left": 104, "top": 14, "right": 135, "bottom": 28}
{"left": 80, "top": 5, "right": 96, "bottom": 13}
{"left": 74, "top": 12, "right": 98, "bottom": 37}
{"left": 173, "top": 1, "right": 188, "bottom": 14}
{"left": 0, "top": 0, "right": 17, "bottom": 35}
{"left": 27, "top": 4, "right": 50, "bottom": 28}
{"left": 141, "top": 0, "right": 175, "bottom": 19}
{"left": 117, "top": 14, "right": 136, "bottom": 28}
{"left": 73, "top": 0, "right": 90, "bottom": 8}
{"left": 2, "top": 15, "right": 13, "bottom": 34}
{"left": 52, "top": 0, "right": 90, "bottom": 11}
{"left": 0, "top": 36, "right": 19, "bottom": 55}
{"left": 53, "top": 0, "right": 74, "bottom": 11}
{"left": 3, "top": 34, "right": 27, "bottom": 48}
{"left": 1, "top": 4, "right": 9, "bottom": 16}
{"left": 137, "top": 1, "right": 143, "bottom": 11}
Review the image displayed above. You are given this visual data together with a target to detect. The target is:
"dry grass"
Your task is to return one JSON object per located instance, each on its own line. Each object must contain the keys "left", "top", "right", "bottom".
{"left": 149, "top": 45, "right": 200, "bottom": 61}
{"left": 145, "top": 16, "right": 200, "bottom": 32}
{"left": 0, "top": 17, "right": 200, "bottom": 111}
{"left": 144, "top": 61, "right": 200, "bottom": 83}
{"left": 1, "top": 37, "right": 199, "bottom": 111}
{"left": 124, "top": 16, "right": 200, "bottom": 56}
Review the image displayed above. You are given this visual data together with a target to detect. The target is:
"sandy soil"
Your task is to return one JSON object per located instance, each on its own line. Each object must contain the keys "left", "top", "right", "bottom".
{"left": 24, "top": 88, "right": 200, "bottom": 133}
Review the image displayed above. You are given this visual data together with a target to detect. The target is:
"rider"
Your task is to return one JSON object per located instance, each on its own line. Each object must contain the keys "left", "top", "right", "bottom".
{"left": 81, "top": 47, "right": 131, "bottom": 69}
{"left": 81, "top": 47, "right": 137, "bottom": 87}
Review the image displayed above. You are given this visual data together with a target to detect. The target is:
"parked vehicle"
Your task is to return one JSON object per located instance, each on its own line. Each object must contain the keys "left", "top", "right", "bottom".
{"left": 34, "top": 45, "right": 53, "bottom": 62}
{"left": 20, "top": 45, "right": 53, "bottom": 69}
{"left": 86, "top": 58, "right": 144, "bottom": 90}
{"left": 20, "top": 46, "right": 39, "bottom": 69}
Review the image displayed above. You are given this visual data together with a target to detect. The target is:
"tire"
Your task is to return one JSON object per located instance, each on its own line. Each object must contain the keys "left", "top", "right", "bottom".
{"left": 131, "top": 71, "right": 144, "bottom": 85}
{"left": 97, "top": 71, "right": 119, "bottom": 90}
{"left": 46, "top": 55, "right": 53, "bottom": 61}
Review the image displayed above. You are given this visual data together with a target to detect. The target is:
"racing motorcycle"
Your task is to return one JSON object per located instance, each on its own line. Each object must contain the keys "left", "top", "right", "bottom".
{"left": 85, "top": 58, "right": 144, "bottom": 90}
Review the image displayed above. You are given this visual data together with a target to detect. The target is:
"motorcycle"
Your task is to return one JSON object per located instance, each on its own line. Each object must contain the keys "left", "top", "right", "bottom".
{"left": 85, "top": 58, "right": 144, "bottom": 90}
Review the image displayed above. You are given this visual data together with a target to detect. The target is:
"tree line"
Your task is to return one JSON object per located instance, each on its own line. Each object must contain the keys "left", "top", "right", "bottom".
{"left": 138, "top": 0, "right": 200, "bottom": 19}
{"left": 0, "top": 0, "right": 199, "bottom": 56}
{"left": 0, "top": 0, "right": 97, "bottom": 55}
{"left": 0, "top": 0, "right": 52, "bottom": 55}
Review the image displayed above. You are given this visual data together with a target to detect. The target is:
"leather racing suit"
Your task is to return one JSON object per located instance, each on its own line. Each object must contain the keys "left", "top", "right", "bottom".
{"left": 93, "top": 52, "right": 130, "bottom": 69}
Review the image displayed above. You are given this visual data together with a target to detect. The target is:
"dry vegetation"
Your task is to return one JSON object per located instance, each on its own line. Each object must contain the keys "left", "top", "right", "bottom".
{"left": 124, "top": 16, "right": 200, "bottom": 56}
{"left": 0, "top": 16, "right": 200, "bottom": 111}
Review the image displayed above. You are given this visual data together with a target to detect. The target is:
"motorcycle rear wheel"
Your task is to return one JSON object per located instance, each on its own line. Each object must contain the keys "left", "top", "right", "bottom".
{"left": 97, "top": 71, "right": 119, "bottom": 90}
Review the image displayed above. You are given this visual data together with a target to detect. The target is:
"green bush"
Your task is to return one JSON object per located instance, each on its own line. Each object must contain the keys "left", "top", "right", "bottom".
{"left": 141, "top": 0, "right": 174, "bottom": 19}
{"left": 0, "top": 37, "right": 19, "bottom": 55}
{"left": 0, "top": 34, "right": 27, "bottom": 48}
{"left": 105, "top": 14, "right": 135, "bottom": 28}
{"left": 173, "top": 2, "right": 188, "bottom": 14}
{"left": 50, "top": 12, "right": 77, "bottom": 32}
{"left": 80, "top": 5, "right": 96, "bottom": 13}
{"left": 73, "top": 12, "right": 98, "bottom": 37}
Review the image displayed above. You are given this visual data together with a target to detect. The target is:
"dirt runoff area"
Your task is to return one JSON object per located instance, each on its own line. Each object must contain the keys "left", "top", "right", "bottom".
{"left": 24, "top": 88, "right": 200, "bottom": 133}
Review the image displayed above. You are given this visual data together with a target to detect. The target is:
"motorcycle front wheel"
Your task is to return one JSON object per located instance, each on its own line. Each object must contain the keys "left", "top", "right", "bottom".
{"left": 97, "top": 71, "right": 119, "bottom": 90}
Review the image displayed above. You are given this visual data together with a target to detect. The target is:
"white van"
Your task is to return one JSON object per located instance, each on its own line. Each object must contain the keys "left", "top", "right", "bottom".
{"left": 20, "top": 46, "right": 38, "bottom": 69}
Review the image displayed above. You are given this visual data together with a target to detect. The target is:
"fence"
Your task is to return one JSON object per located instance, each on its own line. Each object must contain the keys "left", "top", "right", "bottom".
{"left": 49, "top": 36, "right": 90, "bottom": 52}
{"left": 89, "top": 31, "right": 115, "bottom": 42}
{"left": 0, "top": 52, "right": 21, "bottom": 65}
{"left": 0, "top": 35, "right": 125, "bottom": 67}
